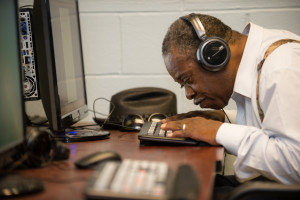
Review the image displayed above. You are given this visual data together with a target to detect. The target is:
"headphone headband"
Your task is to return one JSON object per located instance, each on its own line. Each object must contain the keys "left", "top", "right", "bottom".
{"left": 180, "top": 13, "right": 206, "bottom": 41}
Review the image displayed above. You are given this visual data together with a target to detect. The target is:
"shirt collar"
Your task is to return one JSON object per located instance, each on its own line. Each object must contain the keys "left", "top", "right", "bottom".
{"left": 232, "top": 23, "right": 264, "bottom": 99}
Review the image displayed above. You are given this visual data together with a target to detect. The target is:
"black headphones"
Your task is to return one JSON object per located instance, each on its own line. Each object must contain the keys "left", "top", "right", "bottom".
{"left": 25, "top": 127, "right": 70, "bottom": 168}
{"left": 180, "top": 13, "right": 231, "bottom": 72}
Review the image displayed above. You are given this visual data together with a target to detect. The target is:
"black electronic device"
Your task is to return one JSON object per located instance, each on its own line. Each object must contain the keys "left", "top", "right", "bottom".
{"left": 180, "top": 13, "right": 231, "bottom": 72}
{"left": 171, "top": 164, "right": 200, "bottom": 200}
{"left": 0, "top": 174, "right": 44, "bottom": 198}
{"left": 0, "top": 0, "right": 44, "bottom": 197}
{"left": 24, "top": 126, "right": 70, "bottom": 168}
{"left": 84, "top": 159, "right": 200, "bottom": 200}
{"left": 138, "top": 121, "right": 210, "bottom": 146}
{"left": 75, "top": 151, "right": 122, "bottom": 169}
{"left": 32, "top": 0, "right": 109, "bottom": 141}
{"left": 19, "top": 8, "right": 40, "bottom": 100}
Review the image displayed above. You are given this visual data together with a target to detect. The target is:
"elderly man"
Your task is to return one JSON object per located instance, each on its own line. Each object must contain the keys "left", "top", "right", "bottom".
{"left": 160, "top": 12, "right": 300, "bottom": 193}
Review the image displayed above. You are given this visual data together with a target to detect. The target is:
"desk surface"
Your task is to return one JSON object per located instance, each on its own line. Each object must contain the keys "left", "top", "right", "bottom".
{"left": 12, "top": 129, "right": 223, "bottom": 200}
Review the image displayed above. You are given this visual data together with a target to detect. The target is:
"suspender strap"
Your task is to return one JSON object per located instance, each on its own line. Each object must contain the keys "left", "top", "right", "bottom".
{"left": 256, "top": 39, "right": 300, "bottom": 122}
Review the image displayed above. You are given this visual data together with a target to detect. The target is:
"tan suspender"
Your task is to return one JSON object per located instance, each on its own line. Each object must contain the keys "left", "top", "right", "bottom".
{"left": 256, "top": 39, "right": 300, "bottom": 122}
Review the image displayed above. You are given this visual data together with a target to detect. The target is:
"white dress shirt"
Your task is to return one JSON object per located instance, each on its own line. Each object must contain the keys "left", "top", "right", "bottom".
{"left": 216, "top": 23, "right": 300, "bottom": 184}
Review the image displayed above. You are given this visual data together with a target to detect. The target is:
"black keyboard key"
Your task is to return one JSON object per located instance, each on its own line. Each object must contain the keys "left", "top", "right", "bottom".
{"left": 138, "top": 122, "right": 211, "bottom": 146}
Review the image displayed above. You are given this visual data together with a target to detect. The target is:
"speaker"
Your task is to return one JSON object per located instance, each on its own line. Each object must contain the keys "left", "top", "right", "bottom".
{"left": 25, "top": 127, "right": 70, "bottom": 168}
{"left": 180, "top": 13, "right": 231, "bottom": 72}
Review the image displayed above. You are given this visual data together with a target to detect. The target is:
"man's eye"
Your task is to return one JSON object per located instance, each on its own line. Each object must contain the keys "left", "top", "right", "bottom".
{"left": 184, "top": 78, "right": 191, "bottom": 86}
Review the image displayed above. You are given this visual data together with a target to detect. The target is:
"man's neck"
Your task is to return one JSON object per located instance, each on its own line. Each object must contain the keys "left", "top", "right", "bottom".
{"left": 229, "top": 33, "right": 248, "bottom": 75}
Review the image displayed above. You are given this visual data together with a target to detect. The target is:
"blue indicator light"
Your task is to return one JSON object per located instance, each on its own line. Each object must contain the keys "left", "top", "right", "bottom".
{"left": 67, "top": 131, "right": 78, "bottom": 135}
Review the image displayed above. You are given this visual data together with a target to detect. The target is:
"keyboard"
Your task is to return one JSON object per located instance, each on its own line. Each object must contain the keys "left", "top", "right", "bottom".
{"left": 84, "top": 159, "right": 199, "bottom": 200}
{"left": 138, "top": 121, "right": 210, "bottom": 146}
{"left": 85, "top": 159, "right": 173, "bottom": 200}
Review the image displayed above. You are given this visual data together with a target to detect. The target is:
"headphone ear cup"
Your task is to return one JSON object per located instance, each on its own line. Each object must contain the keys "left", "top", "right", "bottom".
{"left": 25, "top": 127, "right": 54, "bottom": 168}
{"left": 52, "top": 141, "right": 70, "bottom": 161}
{"left": 197, "top": 37, "right": 230, "bottom": 72}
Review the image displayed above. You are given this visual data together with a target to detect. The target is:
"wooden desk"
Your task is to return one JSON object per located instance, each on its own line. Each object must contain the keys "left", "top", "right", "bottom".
{"left": 12, "top": 130, "right": 223, "bottom": 200}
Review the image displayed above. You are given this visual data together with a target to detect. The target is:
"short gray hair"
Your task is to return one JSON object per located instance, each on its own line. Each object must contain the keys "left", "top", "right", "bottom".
{"left": 162, "top": 13, "right": 233, "bottom": 60}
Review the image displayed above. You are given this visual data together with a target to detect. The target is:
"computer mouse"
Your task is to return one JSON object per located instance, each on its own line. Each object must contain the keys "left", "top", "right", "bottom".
{"left": 74, "top": 151, "right": 122, "bottom": 169}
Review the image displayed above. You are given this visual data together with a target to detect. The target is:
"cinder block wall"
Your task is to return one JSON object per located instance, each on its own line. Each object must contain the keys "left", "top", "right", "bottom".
{"left": 79, "top": 0, "right": 300, "bottom": 121}
{"left": 21, "top": 0, "right": 300, "bottom": 121}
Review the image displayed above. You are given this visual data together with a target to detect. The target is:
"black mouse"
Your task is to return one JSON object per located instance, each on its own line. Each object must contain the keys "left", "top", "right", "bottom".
{"left": 75, "top": 151, "right": 122, "bottom": 169}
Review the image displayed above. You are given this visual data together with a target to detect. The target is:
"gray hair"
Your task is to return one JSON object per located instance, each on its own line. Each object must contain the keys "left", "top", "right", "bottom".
{"left": 162, "top": 13, "right": 236, "bottom": 60}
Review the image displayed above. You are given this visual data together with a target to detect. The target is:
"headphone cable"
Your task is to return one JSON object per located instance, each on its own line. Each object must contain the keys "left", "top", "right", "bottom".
{"left": 221, "top": 108, "right": 231, "bottom": 123}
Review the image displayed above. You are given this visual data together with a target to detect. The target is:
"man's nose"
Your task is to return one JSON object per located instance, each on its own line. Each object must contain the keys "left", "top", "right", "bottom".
{"left": 185, "top": 85, "right": 195, "bottom": 100}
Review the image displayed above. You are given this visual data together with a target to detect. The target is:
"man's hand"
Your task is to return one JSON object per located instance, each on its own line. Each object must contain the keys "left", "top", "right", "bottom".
{"left": 160, "top": 116, "right": 223, "bottom": 146}
{"left": 161, "top": 110, "right": 225, "bottom": 123}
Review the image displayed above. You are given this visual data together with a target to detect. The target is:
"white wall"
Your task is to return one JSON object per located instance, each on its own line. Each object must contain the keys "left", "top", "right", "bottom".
{"left": 21, "top": 0, "right": 300, "bottom": 122}
{"left": 79, "top": 0, "right": 300, "bottom": 121}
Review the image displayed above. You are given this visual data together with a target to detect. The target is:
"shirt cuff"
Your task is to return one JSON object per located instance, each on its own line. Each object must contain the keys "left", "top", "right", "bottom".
{"left": 216, "top": 123, "right": 248, "bottom": 155}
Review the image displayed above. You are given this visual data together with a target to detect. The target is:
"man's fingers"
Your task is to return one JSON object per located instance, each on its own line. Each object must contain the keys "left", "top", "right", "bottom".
{"left": 161, "top": 121, "right": 182, "bottom": 131}
{"left": 161, "top": 121, "right": 187, "bottom": 138}
{"left": 166, "top": 129, "right": 188, "bottom": 138}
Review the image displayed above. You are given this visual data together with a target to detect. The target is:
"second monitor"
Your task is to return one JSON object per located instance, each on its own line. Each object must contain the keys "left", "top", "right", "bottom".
{"left": 33, "top": 0, "right": 109, "bottom": 141}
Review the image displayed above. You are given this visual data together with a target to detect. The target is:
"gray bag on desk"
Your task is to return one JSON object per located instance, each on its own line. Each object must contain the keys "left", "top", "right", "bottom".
{"left": 110, "top": 87, "right": 177, "bottom": 122}
{"left": 94, "top": 87, "right": 177, "bottom": 128}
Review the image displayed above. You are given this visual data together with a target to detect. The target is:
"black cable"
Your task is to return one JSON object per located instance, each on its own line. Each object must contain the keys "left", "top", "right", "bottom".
{"left": 221, "top": 108, "right": 232, "bottom": 176}
{"left": 92, "top": 97, "right": 115, "bottom": 129}
{"left": 91, "top": 97, "right": 142, "bottom": 131}
{"left": 69, "top": 97, "right": 136, "bottom": 131}
{"left": 221, "top": 108, "right": 231, "bottom": 123}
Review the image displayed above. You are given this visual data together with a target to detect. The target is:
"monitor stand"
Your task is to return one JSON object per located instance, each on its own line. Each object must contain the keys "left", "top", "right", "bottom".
{"left": 63, "top": 128, "right": 110, "bottom": 142}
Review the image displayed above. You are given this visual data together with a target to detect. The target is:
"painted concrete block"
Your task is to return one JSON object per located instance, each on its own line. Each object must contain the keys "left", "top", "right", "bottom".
{"left": 80, "top": 14, "right": 121, "bottom": 74}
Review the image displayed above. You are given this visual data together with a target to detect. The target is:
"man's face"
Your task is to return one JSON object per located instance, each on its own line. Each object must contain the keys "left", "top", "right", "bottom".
{"left": 164, "top": 50, "right": 233, "bottom": 109}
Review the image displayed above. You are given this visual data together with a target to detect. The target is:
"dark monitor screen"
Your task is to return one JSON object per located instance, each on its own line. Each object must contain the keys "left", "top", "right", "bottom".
{"left": 0, "top": 0, "right": 25, "bottom": 168}
{"left": 33, "top": 0, "right": 88, "bottom": 133}
{"left": 49, "top": 0, "right": 86, "bottom": 116}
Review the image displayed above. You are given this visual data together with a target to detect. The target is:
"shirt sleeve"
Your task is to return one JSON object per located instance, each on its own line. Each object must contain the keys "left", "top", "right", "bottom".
{"left": 217, "top": 43, "right": 300, "bottom": 184}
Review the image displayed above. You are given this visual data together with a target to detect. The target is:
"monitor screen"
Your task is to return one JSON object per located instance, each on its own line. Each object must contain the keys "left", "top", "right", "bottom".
{"left": 0, "top": 0, "right": 25, "bottom": 168}
{"left": 33, "top": 0, "right": 88, "bottom": 133}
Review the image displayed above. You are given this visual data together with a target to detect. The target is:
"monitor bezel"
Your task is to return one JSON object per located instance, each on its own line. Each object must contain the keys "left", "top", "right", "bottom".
{"left": 0, "top": 0, "right": 26, "bottom": 169}
{"left": 33, "top": 0, "right": 88, "bottom": 133}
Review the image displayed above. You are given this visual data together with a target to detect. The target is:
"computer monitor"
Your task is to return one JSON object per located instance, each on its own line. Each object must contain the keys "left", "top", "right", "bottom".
{"left": 0, "top": 0, "right": 25, "bottom": 169}
{"left": 33, "top": 0, "right": 88, "bottom": 134}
